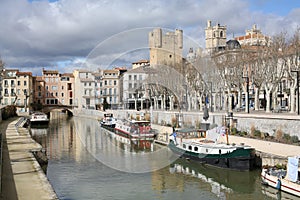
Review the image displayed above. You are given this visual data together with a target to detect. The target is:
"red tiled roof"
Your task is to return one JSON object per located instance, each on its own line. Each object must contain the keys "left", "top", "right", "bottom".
{"left": 16, "top": 71, "right": 32, "bottom": 76}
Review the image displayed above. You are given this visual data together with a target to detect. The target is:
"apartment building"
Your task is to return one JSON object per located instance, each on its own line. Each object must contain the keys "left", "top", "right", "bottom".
{"left": 43, "top": 69, "right": 60, "bottom": 105}
{"left": 32, "top": 76, "right": 45, "bottom": 105}
{"left": 73, "top": 69, "right": 96, "bottom": 109}
{"left": 59, "top": 73, "right": 74, "bottom": 106}
{"left": 2, "top": 69, "right": 33, "bottom": 112}
{"left": 42, "top": 69, "right": 74, "bottom": 106}
{"left": 123, "top": 66, "right": 149, "bottom": 110}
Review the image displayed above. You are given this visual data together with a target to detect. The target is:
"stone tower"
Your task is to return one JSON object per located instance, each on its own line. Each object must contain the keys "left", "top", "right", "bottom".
{"left": 205, "top": 20, "right": 227, "bottom": 53}
{"left": 149, "top": 28, "right": 183, "bottom": 68}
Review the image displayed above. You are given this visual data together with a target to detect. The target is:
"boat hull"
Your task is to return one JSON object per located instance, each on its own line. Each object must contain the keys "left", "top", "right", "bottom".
{"left": 261, "top": 169, "right": 300, "bottom": 197}
{"left": 30, "top": 120, "right": 49, "bottom": 128}
{"left": 168, "top": 141, "right": 255, "bottom": 171}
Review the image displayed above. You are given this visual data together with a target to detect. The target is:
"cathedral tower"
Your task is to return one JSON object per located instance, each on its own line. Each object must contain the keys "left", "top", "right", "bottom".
{"left": 205, "top": 20, "right": 227, "bottom": 53}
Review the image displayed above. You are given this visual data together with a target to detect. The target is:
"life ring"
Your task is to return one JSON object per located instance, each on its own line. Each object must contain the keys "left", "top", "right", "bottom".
{"left": 145, "top": 141, "right": 151, "bottom": 148}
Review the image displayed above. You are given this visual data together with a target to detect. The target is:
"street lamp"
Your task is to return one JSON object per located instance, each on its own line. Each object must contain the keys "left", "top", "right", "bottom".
{"left": 291, "top": 69, "right": 300, "bottom": 115}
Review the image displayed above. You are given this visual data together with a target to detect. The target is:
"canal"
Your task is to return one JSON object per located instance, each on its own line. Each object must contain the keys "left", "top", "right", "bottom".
{"left": 30, "top": 111, "right": 278, "bottom": 200}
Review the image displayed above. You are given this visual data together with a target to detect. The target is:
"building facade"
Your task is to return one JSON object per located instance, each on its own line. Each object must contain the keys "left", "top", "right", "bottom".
{"left": 205, "top": 20, "right": 227, "bottom": 53}
{"left": 2, "top": 69, "right": 33, "bottom": 112}
{"left": 73, "top": 69, "right": 96, "bottom": 109}
{"left": 235, "top": 24, "right": 269, "bottom": 46}
{"left": 149, "top": 28, "right": 183, "bottom": 68}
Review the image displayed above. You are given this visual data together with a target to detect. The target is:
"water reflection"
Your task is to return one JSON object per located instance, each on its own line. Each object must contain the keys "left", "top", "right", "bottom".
{"left": 30, "top": 111, "right": 275, "bottom": 200}
{"left": 73, "top": 116, "right": 179, "bottom": 173}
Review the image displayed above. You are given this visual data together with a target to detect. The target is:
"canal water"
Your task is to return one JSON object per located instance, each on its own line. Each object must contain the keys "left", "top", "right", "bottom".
{"left": 30, "top": 111, "right": 279, "bottom": 200}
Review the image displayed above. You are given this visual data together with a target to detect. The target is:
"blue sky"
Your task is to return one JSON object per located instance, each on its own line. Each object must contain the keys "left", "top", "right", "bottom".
{"left": 1, "top": 0, "right": 300, "bottom": 74}
{"left": 249, "top": 0, "right": 300, "bottom": 15}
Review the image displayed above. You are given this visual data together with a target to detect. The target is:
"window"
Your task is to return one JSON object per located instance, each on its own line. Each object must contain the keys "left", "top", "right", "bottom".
{"left": 114, "top": 88, "right": 116, "bottom": 95}
{"left": 194, "top": 147, "right": 198, "bottom": 152}
{"left": 52, "top": 86, "right": 57, "bottom": 90}
{"left": 84, "top": 82, "right": 87, "bottom": 86}
{"left": 89, "top": 82, "right": 91, "bottom": 86}
{"left": 55, "top": 92, "right": 58, "bottom": 96}
{"left": 46, "top": 86, "right": 48, "bottom": 90}
{"left": 4, "top": 80, "right": 7, "bottom": 86}
{"left": 188, "top": 146, "right": 192, "bottom": 150}
{"left": 61, "top": 93, "right": 64, "bottom": 97}
{"left": 114, "top": 80, "right": 117, "bottom": 85}
{"left": 62, "top": 86, "right": 64, "bottom": 90}
{"left": 134, "top": 75, "right": 137, "bottom": 80}
{"left": 129, "top": 75, "right": 132, "bottom": 80}
{"left": 183, "top": 144, "right": 186, "bottom": 149}
{"left": 24, "top": 81, "right": 27, "bottom": 86}
{"left": 129, "top": 83, "right": 132, "bottom": 88}
{"left": 38, "top": 92, "right": 41, "bottom": 97}
{"left": 11, "top": 80, "right": 14, "bottom": 86}
{"left": 139, "top": 75, "right": 142, "bottom": 80}
{"left": 38, "top": 86, "right": 42, "bottom": 91}
{"left": 17, "top": 81, "right": 20, "bottom": 86}
{"left": 109, "top": 80, "right": 112, "bottom": 85}
{"left": 104, "top": 80, "right": 107, "bottom": 85}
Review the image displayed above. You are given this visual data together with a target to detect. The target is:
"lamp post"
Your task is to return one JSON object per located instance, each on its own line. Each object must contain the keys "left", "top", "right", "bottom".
{"left": 242, "top": 76, "right": 250, "bottom": 113}
{"left": 147, "top": 89, "right": 153, "bottom": 125}
{"left": 291, "top": 70, "right": 300, "bottom": 115}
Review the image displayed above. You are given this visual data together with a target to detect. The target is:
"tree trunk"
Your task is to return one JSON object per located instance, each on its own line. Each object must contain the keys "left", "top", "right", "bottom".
{"left": 254, "top": 87, "right": 260, "bottom": 111}
{"left": 265, "top": 90, "right": 271, "bottom": 112}
{"left": 290, "top": 88, "right": 296, "bottom": 113}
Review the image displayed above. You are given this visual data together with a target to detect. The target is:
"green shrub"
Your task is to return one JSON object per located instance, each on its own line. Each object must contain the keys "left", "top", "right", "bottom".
{"left": 231, "top": 127, "right": 237, "bottom": 135}
{"left": 254, "top": 130, "right": 261, "bottom": 137}
{"left": 239, "top": 131, "right": 248, "bottom": 136}
{"left": 291, "top": 135, "right": 299, "bottom": 143}
{"left": 283, "top": 133, "right": 291, "bottom": 142}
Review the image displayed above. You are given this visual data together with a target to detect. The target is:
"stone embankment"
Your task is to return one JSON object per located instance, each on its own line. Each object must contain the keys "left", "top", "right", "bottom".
{"left": 1, "top": 118, "right": 57, "bottom": 200}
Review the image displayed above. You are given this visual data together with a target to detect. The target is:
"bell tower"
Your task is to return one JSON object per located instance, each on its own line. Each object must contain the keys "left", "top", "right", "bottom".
{"left": 205, "top": 20, "right": 227, "bottom": 53}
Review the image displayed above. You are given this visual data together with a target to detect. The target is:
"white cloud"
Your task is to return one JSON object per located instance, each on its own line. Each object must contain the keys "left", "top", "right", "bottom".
{"left": 0, "top": 0, "right": 299, "bottom": 74}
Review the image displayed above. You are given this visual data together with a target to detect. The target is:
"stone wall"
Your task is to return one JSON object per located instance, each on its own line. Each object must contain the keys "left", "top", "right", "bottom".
{"left": 73, "top": 108, "right": 300, "bottom": 138}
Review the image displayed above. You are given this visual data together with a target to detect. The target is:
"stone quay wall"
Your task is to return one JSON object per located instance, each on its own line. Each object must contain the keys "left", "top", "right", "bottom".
{"left": 75, "top": 108, "right": 300, "bottom": 138}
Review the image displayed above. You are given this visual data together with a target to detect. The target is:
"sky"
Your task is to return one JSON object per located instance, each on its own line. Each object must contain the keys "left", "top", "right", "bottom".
{"left": 0, "top": 0, "right": 300, "bottom": 75}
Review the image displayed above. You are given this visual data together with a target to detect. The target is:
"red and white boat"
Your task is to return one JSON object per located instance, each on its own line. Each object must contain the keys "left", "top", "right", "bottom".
{"left": 114, "top": 119, "right": 156, "bottom": 140}
{"left": 261, "top": 157, "right": 300, "bottom": 197}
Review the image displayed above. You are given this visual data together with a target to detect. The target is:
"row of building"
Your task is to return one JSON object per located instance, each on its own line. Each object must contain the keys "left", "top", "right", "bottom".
{"left": 1, "top": 20, "right": 272, "bottom": 113}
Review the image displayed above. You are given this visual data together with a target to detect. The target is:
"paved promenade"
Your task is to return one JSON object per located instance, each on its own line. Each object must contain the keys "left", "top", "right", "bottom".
{"left": 1, "top": 118, "right": 57, "bottom": 200}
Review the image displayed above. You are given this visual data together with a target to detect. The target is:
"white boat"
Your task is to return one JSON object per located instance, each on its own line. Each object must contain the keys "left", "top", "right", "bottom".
{"left": 168, "top": 127, "right": 256, "bottom": 170}
{"left": 261, "top": 157, "right": 300, "bottom": 197}
{"left": 99, "top": 113, "right": 116, "bottom": 129}
{"left": 114, "top": 119, "right": 157, "bottom": 140}
{"left": 30, "top": 112, "right": 49, "bottom": 127}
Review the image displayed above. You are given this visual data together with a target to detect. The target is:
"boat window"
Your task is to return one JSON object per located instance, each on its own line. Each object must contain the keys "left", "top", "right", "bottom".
{"left": 206, "top": 149, "right": 208, "bottom": 153}
{"left": 194, "top": 147, "right": 198, "bottom": 152}
{"left": 183, "top": 144, "right": 186, "bottom": 149}
{"left": 188, "top": 146, "right": 192, "bottom": 150}
{"left": 219, "top": 149, "right": 221, "bottom": 154}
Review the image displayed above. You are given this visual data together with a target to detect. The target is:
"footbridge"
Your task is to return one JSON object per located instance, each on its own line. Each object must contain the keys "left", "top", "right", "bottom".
{"left": 41, "top": 105, "right": 74, "bottom": 116}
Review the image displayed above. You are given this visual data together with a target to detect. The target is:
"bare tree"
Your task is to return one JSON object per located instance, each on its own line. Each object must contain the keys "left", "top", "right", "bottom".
{"left": 286, "top": 28, "right": 300, "bottom": 113}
